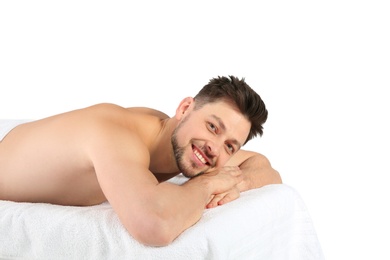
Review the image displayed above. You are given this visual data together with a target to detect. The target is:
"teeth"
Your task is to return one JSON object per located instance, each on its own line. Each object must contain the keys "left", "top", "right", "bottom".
{"left": 194, "top": 150, "right": 206, "bottom": 164}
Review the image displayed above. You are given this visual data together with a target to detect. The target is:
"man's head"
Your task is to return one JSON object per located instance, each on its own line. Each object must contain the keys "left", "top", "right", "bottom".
{"left": 193, "top": 75, "right": 268, "bottom": 144}
{"left": 171, "top": 75, "right": 268, "bottom": 178}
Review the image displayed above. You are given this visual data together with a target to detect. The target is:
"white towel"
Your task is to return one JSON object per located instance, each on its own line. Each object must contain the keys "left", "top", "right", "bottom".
{"left": 0, "top": 183, "right": 324, "bottom": 260}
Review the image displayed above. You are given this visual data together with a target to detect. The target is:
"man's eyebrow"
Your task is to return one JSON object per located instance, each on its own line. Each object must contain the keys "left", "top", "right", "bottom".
{"left": 211, "top": 114, "right": 226, "bottom": 131}
{"left": 211, "top": 114, "right": 243, "bottom": 149}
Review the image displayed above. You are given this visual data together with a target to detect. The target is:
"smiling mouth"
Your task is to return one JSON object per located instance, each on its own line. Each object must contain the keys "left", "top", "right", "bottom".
{"left": 193, "top": 146, "right": 210, "bottom": 166}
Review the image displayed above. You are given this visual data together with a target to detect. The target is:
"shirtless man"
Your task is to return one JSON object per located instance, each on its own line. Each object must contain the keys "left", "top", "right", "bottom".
{"left": 0, "top": 75, "right": 281, "bottom": 246}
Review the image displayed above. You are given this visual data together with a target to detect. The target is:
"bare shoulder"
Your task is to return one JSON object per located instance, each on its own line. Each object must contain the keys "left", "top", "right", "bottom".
{"left": 43, "top": 103, "right": 166, "bottom": 132}
{"left": 76, "top": 103, "right": 163, "bottom": 168}
{"left": 125, "top": 106, "right": 170, "bottom": 120}
{"left": 72, "top": 103, "right": 165, "bottom": 149}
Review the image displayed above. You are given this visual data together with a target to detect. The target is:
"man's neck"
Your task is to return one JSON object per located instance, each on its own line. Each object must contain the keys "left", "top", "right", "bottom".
{"left": 149, "top": 118, "right": 180, "bottom": 176}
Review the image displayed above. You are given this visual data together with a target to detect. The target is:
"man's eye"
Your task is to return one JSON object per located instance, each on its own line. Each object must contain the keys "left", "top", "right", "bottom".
{"left": 208, "top": 123, "right": 217, "bottom": 132}
{"left": 226, "top": 143, "right": 235, "bottom": 153}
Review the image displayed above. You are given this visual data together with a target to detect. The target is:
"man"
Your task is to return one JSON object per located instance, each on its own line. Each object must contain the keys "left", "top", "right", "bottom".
{"left": 0, "top": 75, "right": 282, "bottom": 246}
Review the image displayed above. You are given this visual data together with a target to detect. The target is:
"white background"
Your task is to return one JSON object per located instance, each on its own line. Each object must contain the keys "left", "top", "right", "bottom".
{"left": 1, "top": 1, "right": 389, "bottom": 259}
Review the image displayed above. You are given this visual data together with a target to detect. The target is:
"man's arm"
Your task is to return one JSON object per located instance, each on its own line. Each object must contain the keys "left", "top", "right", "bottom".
{"left": 90, "top": 130, "right": 243, "bottom": 247}
{"left": 235, "top": 150, "right": 282, "bottom": 191}
{"left": 206, "top": 149, "right": 282, "bottom": 208}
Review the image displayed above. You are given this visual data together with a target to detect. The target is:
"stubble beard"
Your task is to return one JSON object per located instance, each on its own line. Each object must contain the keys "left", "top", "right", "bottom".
{"left": 171, "top": 124, "right": 205, "bottom": 179}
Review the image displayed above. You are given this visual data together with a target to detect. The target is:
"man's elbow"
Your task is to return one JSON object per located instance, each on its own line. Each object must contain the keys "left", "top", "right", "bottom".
{"left": 124, "top": 214, "right": 177, "bottom": 247}
{"left": 273, "top": 169, "right": 283, "bottom": 184}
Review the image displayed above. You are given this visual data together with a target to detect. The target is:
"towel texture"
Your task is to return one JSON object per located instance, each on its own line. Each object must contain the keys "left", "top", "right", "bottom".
{"left": 0, "top": 183, "right": 324, "bottom": 260}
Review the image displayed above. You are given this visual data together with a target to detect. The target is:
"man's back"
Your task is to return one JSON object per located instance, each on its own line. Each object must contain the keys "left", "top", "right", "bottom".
{"left": 0, "top": 103, "right": 167, "bottom": 206}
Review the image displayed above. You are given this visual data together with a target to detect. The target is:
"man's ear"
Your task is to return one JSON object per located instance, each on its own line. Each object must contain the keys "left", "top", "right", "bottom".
{"left": 175, "top": 97, "right": 194, "bottom": 120}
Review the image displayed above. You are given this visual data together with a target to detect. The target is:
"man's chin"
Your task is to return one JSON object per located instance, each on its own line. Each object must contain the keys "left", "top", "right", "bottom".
{"left": 182, "top": 171, "right": 205, "bottom": 179}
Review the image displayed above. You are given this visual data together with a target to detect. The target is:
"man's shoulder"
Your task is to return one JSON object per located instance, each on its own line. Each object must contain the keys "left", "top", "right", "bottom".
{"left": 84, "top": 103, "right": 169, "bottom": 120}
{"left": 78, "top": 103, "right": 164, "bottom": 147}
{"left": 125, "top": 106, "right": 170, "bottom": 120}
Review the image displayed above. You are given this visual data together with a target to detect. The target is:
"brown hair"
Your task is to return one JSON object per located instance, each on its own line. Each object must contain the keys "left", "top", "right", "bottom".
{"left": 194, "top": 75, "right": 268, "bottom": 144}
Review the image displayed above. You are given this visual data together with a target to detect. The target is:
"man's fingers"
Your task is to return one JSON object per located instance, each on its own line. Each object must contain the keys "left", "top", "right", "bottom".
{"left": 206, "top": 187, "right": 240, "bottom": 208}
{"left": 206, "top": 193, "right": 224, "bottom": 208}
{"left": 201, "top": 166, "right": 243, "bottom": 196}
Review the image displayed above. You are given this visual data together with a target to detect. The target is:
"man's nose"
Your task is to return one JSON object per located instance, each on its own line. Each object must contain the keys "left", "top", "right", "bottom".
{"left": 206, "top": 140, "right": 221, "bottom": 158}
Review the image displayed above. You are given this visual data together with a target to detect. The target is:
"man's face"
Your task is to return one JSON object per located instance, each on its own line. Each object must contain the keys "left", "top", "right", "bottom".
{"left": 171, "top": 100, "right": 251, "bottom": 178}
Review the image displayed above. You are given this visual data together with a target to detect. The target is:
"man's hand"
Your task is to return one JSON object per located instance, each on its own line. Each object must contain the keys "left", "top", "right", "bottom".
{"left": 205, "top": 186, "right": 240, "bottom": 208}
{"left": 197, "top": 166, "right": 243, "bottom": 208}
{"left": 204, "top": 175, "right": 248, "bottom": 208}
{"left": 204, "top": 152, "right": 282, "bottom": 209}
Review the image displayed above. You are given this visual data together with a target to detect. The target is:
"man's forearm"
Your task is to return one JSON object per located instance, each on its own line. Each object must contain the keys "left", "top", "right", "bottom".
{"left": 130, "top": 178, "right": 211, "bottom": 246}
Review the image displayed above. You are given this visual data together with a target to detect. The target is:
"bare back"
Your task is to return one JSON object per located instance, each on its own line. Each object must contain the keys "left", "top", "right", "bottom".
{"left": 0, "top": 103, "right": 169, "bottom": 206}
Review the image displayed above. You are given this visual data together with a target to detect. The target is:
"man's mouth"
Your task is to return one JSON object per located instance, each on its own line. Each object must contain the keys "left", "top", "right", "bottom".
{"left": 194, "top": 149, "right": 207, "bottom": 164}
{"left": 192, "top": 145, "right": 210, "bottom": 166}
